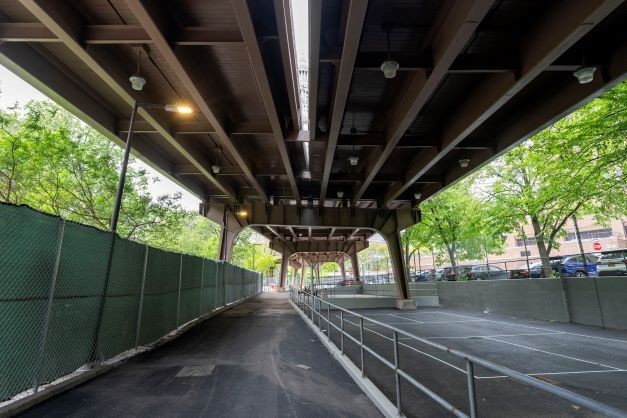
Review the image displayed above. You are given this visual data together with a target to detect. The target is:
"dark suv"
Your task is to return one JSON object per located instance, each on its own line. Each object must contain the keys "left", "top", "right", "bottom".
{"left": 528, "top": 255, "right": 598, "bottom": 278}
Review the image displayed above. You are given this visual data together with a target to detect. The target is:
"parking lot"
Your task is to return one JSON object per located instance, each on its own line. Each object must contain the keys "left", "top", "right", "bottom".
{"left": 321, "top": 306, "right": 627, "bottom": 417}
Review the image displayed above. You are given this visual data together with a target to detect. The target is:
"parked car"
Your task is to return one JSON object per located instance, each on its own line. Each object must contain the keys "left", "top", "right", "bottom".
{"left": 596, "top": 250, "right": 627, "bottom": 276}
{"left": 434, "top": 268, "right": 446, "bottom": 281}
{"left": 527, "top": 256, "right": 598, "bottom": 278}
{"left": 466, "top": 264, "right": 508, "bottom": 280}
{"left": 508, "top": 266, "right": 530, "bottom": 279}
{"left": 410, "top": 270, "right": 435, "bottom": 282}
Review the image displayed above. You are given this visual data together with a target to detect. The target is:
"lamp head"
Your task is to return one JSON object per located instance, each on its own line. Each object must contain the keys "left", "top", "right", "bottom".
{"left": 380, "top": 59, "right": 399, "bottom": 79}
{"left": 129, "top": 74, "right": 146, "bottom": 91}
{"left": 348, "top": 156, "right": 359, "bottom": 166}
{"left": 573, "top": 66, "right": 596, "bottom": 84}
{"left": 459, "top": 158, "right": 470, "bottom": 168}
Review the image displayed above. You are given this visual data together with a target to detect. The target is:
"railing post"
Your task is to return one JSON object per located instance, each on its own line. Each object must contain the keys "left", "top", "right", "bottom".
{"left": 134, "top": 245, "right": 149, "bottom": 349}
{"left": 466, "top": 359, "right": 478, "bottom": 418}
{"left": 327, "top": 303, "right": 331, "bottom": 341}
{"left": 340, "top": 310, "right": 345, "bottom": 354}
{"left": 33, "top": 219, "right": 65, "bottom": 393}
{"left": 394, "top": 331, "right": 401, "bottom": 416}
{"left": 176, "top": 254, "right": 183, "bottom": 326}
{"left": 359, "top": 317, "right": 365, "bottom": 377}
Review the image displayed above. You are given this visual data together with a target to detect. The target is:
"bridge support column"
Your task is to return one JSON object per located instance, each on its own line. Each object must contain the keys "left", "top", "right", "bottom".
{"left": 279, "top": 252, "right": 289, "bottom": 291}
{"left": 218, "top": 226, "right": 237, "bottom": 261}
{"left": 384, "top": 232, "right": 416, "bottom": 310}
{"left": 300, "top": 261, "right": 306, "bottom": 288}
{"left": 350, "top": 253, "right": 360, "bottom": 282}
{"left": 339, "top": 261, "right": 346, "bottom": 281}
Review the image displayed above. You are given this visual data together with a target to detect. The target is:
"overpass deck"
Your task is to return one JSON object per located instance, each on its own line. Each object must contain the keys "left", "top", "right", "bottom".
{"left": 18, "top": 293, "right": 380, "bottom": 418}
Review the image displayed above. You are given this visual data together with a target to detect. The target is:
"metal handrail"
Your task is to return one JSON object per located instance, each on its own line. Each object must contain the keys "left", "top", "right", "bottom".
{"left": 290, "top": 288, "right": 627, "bottom": 418}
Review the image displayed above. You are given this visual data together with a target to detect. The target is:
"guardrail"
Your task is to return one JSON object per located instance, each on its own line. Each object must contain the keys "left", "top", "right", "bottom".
{"left": 290, "top": 288, "right": 626, "bottom": 418}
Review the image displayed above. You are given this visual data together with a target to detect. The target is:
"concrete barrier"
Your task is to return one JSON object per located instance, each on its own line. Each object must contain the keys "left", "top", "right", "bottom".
{"left": 433, "top": 277, "right": 627, "bottom": 330}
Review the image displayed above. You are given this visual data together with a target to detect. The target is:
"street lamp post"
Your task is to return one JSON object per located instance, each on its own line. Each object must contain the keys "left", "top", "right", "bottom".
{"left": 109, "top": 101, "right": 193, "bottom": 233}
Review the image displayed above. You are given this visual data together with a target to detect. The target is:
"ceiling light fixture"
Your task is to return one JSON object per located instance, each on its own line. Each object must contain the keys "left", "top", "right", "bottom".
{"left": 573, "top": 66, "right": 596, "bottom": 84}
{"left": 129, "top": 50, "right": 146, "bottom": 91}
{"left": 348, "top": 156, "right": 359, "bottom": 166}
{"left": 238, "top": 210, "right": 248, "bottom": 217}
{"left": 211, "top": 164, "right": 220, "bottom": 174}
{"left": 413, "top": 192, "right": 421, "bottom": 200}
{"left": 381, "top": 29, "right": 399, "bottom": 79}
{"left": 459, "top": 158, "right": 470, "bottom": 168}
{"left": 337, "top": 191, "right": 344, "bottom": 199}
{"left": 164, "top": 104, "right": 193, "bottom": 114}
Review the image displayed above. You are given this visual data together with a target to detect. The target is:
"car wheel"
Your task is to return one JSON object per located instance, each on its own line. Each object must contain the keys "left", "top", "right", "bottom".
{"left": 575, "top": 271, "right": 587, "bottom": 277}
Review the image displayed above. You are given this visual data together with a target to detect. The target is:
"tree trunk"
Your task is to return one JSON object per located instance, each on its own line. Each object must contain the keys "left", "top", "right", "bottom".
{"left": 446, "top": 242, "right": 457, "bottom": 268}
{"left": 531, "top": 216, "right": 552, "bottom": 278}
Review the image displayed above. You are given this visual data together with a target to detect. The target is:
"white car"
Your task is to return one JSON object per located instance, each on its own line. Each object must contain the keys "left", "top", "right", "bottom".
{"left": 596, "top": 251, "right": 627, "bottom": 276}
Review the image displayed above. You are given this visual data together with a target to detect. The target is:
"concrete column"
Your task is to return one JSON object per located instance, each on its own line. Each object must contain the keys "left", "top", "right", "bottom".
{"left": 279, "top": 252, "right": 289, "bottom": 290}
{"left": 315, "top": 265, "right": 320, "bottom": 284}
{"left": 350, "top": 253, "right": 360, "bottom": 282}
{"left": 385, "top": 232, "right": 415, "bottom": 309}
{"left": 293, "top": 266, "right": 300, "bottom": 288}
{"left": 339, "top": 261, "right": 346, "bottom": 280}
{"left": 300, "top": 262, "right": 306, "bottom": 288}
{"left": 218, "top": 226, "right": 237, "bottom": 261}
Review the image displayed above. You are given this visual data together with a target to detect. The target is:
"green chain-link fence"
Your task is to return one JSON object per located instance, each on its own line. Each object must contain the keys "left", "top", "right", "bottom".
{"left": 0, "top": 203, "right": 262, "bottom": 402}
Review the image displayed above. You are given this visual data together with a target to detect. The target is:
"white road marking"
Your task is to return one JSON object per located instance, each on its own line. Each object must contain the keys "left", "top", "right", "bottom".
{"left": 388, "top": 313, "right": 423, "bottom": 323}
{"left": 413, "top": 311, "right": 627, "bottom": 344}
{"left": 483, "top": 337, "right": 622, "bottom": 370}
{"left": 340, "top": 318, "right": 468, "bottom": 374}
{"left": 399, "top": 332, "right": 563, "bottom": 340}
{"left": 478, "top": 369, "right": 627, "bottom": 380}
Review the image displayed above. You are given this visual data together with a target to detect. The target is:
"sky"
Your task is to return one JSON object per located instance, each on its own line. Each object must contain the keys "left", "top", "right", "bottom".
{"left": 0, "top": 1, "right": 309, "bottom": 212}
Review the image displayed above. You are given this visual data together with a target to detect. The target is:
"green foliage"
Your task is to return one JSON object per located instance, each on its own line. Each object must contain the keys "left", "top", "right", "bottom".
{"left": 482, "top": 82, "right": 627, "bottom": 273}
{"left": 0, "top": 100, "right": 221, "bottom": 258}
{"left": 403, "top": 179, "right": 504, "bottom": 267}
{"left": 231, "top": 229, "right": 279, "bottom": 276}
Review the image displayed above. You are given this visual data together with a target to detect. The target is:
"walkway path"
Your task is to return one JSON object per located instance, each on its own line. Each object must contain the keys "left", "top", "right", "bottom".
{"left": 20, "top": 293, "right": 380, "bottom": 418}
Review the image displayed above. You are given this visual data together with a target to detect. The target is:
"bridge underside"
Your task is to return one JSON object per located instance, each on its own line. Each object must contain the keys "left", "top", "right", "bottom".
{"left": 0, "top": 1, "right": 624, "bottom": 304}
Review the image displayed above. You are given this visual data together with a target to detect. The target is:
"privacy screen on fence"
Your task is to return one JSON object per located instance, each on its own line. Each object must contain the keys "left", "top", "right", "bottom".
{"left": 0, "top": 203, "right": 262, "bottom": 401}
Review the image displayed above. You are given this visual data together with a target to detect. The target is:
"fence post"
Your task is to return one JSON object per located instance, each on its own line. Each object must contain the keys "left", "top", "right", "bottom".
{"left": 176, "top": 254, "right": 183, "bottom": 327}
{"left": 134, "top": 245, "right": 149, "bottom": 349}
{"left": 214, "top": 262, "right": 218, "bottom": 310}
{"left": 33, "top": 219, "right": 65, "bottom": 393}
{"left": 199, "top": 258, "right": 205, "bottom": 317}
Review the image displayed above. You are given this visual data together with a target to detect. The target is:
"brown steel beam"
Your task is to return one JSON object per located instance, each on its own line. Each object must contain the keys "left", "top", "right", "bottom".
{"left": 0, "top": 22, "right": 243, "bottom": 45}
{"left": 17, "top": 0, "right": 236, "bottom": 200}
{"left": 308, "top": 0, "right": 321, "bottom": 140}
{"left": 385, "top": 0, "right": 624, "bottom": 204}
{"left": 231, "top": 0, "right": 300, "bottom": 203}
{"left": 0, "top": 41, "right": 206, "bottom": 199}
{"left": 320, "top": 0, "right": 369, "bottom": 206}
{"left": 352, "top": 0, "right": 495, "bottom": 204}
{"left": 125, "top": 0, "right": 266, "bottom": 201}
{"left": 274, "top": 0, "right": 300, "bottom": 130}
{"left": 117, "top": 120, "right": 273, "bottom": 136}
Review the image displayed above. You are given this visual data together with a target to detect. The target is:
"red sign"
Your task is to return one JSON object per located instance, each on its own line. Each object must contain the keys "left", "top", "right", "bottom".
{"left": 593, "top": 241, "right": 602, "bottom": 251}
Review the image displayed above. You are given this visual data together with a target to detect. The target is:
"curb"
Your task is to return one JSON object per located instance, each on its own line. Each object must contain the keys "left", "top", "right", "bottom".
{"left": 289, "top": 298, "right": 400, "bottom": 418}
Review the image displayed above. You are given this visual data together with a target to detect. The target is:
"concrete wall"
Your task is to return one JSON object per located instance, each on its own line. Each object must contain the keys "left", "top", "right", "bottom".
{"left": 362, "top": 283, "right": 440, "bottom": 306}
{"left": 432, "top": 277, "right": 627, "bottom": 330}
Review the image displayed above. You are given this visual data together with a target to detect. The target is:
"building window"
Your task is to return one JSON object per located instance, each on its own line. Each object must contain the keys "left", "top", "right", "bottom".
{"left": 565, "top": 228, "right": 612, "bottom": 241}
{"left": 520, "top": 251, "right": 531, "bottom": 257}
{"left": 515, "top": 237, "right": 536, "bottom": 247}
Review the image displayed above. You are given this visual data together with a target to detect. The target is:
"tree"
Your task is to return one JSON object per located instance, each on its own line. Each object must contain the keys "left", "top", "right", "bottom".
{"left": 483, "top": 83, "right": 627, "bottom": 277}
{"left": 231, "top": 228, "right": 279, "bottom": 276}
{"left": 0, "top": 100, "right": 212, "bottom": 253}
{"left": 408, "top": 179, "right": 504, "bottom": 268}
